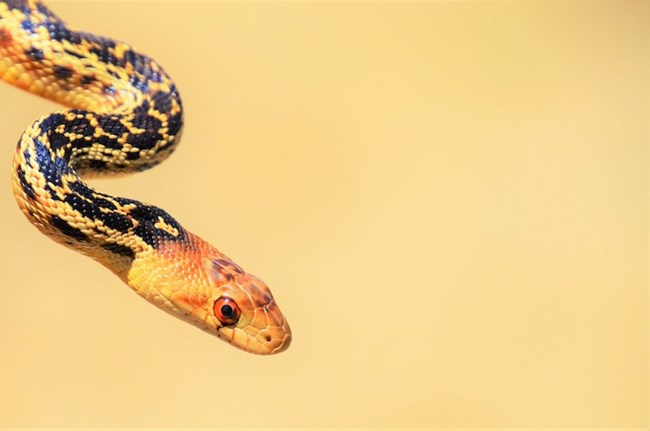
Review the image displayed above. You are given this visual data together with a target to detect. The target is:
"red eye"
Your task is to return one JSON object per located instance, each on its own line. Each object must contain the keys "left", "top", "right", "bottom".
{"left": 213, "top": 297, "right": 241, "bottom": 325}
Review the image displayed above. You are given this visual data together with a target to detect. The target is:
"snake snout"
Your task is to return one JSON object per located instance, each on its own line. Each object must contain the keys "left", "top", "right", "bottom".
{"left": 239, "top": 297, "right": 292, "bottom": 355}
{"left": 256, "top": 304, "right": 292, "bottom": 354}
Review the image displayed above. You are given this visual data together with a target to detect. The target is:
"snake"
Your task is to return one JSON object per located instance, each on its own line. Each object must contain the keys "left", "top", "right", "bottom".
{"left": 0, "top": 0, "right": 291, "bottom": 354}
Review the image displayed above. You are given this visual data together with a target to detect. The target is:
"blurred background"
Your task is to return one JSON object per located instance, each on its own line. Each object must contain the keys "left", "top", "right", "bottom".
{"left": 0, "top": 0, "right": 647, "bottom": 428}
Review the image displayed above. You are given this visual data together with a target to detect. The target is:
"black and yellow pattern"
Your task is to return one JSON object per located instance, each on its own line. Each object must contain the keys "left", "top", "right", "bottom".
{"left": 0, "top": 0, "right": 291, "bottom": 354}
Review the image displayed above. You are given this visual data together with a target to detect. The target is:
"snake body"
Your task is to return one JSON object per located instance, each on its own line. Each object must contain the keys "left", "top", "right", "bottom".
{"left": 0, "top": 0, "right": 291, "bottom": 354}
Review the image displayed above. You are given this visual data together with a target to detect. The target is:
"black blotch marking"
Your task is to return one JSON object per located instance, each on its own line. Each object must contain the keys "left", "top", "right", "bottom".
{"left": 26, "top": 47, "right": 44, "bottom": 61}
{"left": 62, "top": 193, "right": 99, "bottom": 219}
{"left": 101, "top": 242, "right": 135, "bottom": 259}
{"left": 54, "top": 65, "right": 73, "bottom": 80}
{"left": 80, "top": 75, "right": 97, "bottom": 85}
{"left": 85, "top": 33, "right": 116, "bottom": 49}
{"left": 87, "top": 159, "right": 107, "bottom": 171}
{"left": 97, "top": 116, "right": 127, "bottom": 137}
{"left": 148, "top": 69, "right": 163, "bottom": 83}
{"left": 129, "top": 204, "right": 185, "bottom": 246}
{"left": 5, "top": 0, "right": 29, "bottom": 11}
{"left": 127, "top": 103, "right": 163, "bottom": 150}
{"left": 151, "top": 91, "right": 172, "bottom": 114}
{"left": 16, "top": 166, "right": 37, "bottom": 200}
{"left": 94, "top": 196, "right": 117, "bottom": 210}
{"left": 95, "top": 135, "right": 121, "bottom": 150}
{"left": 132, "top": 99, "right": 150, "bottom": 118}
{"left": 132, "top": 224, "right": 168, "bottom": 247}
{"left": 64, "top": 48, "right": 85, "bottom": 59}
{"left": 126, "top": 130, "right": 161, "bottom": 150}
{"left": 100, "top": 211, "right": 133, "bottom": 232}
{"left": 22, "top": 149, "right": 32, "bottom": 168}
{"left": 51, "top": 215, "right": 87, "bottom": 242}
{"left": 39, "top": 113, "right": 65, "bottom": 131}
{"left": 88, "top": 38, "right": 121, "bottom": 66}
{"left": 129, "top": 204, "right": 176, "bottom": 224}
{"left": 135, "top": 115, "right": 162, "bottom": 134}
{"left": 67, "top": 179, "right": 95, "bottom": 199}
{"left": 90, "top": 46, "right": 118, "bottom": 65}
{"left": 48, "top": 132, "right": 68, "bottom": 151}
{"left": 113, "top": 196, "right": 139, "bottom": 207}
{"left": 123, "top": 49, "right": 137, "bottom": 65}
{"left": 129, "top": 73, "right": 149, "bottom": 93}
{"left": 59, "top": 188, "right": 133, "bottom": 237}
{"left": 103, "top": 84, "right": 116, "bottom": 95}
{"left": 71, "top": 139, "right": 94, "bottom": 150}
{"left": 54, "top": 156, "right": 71, "bottom": 177}
{"left": 63, "top": 116, "right": 94, "bottom": 137}
{"left": 35, "top": 2, "right": 55, "bottom": 18}
{"left": 168, "top": 111, "right": 183, "bottom": 136}
{"left": 46, "top": 21, "right": 82, "bottom": 45}
{"left": 20, "top": 19, "right": 34, "bottom": 33}
{"left": 33, "top": 139, "right": 63, "bottom": 187}
{"left": 125, "top": 151, "right": 141, "bottom": 161}
{"left": 107, "top": 69, "right": 121, "bottom": 78}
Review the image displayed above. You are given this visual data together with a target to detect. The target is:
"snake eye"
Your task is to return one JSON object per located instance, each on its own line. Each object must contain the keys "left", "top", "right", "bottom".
{"left": 214, "top": 297, "right": 241, "bottom": 325}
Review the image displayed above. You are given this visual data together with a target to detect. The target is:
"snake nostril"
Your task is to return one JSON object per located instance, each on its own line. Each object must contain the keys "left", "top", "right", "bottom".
{"left": 264, "top": 335, "right": 272, "bottom": 343}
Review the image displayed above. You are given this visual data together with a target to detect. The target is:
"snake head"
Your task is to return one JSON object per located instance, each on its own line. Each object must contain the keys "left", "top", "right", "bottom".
{"left": 126, "top": 235, "right": 291, "bottom": 355}
{"left": 200, "top": 256, "right": 292, "bottom": 355}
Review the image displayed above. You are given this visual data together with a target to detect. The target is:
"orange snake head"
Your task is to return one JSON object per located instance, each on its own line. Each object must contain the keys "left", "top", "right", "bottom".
{"left": 201, "top": 257, "right": 292, "bottom": 355}
{"left": 125, "top": 235, "right": 291, "bottom": 355}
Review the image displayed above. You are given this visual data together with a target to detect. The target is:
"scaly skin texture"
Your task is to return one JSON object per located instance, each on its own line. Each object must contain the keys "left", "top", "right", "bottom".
{"left": 0, "top": 0, "right": 291, "bottom": 354}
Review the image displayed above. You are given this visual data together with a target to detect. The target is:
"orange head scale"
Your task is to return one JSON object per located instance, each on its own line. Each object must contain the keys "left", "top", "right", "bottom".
{"left": 124, "top": 233, "right": 292, "bottom": 355}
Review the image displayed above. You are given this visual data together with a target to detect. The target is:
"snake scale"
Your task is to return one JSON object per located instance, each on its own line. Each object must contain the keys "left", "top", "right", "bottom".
{"left": 0, "top": 0, "right": 291, "bottom": 354}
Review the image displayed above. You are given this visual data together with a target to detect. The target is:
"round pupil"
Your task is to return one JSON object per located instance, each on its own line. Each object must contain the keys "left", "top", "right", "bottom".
{"left": 221, "top": 304, "right": 234, "bottom": 317}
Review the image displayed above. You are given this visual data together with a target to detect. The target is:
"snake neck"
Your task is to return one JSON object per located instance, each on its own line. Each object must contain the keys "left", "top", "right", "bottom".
{"left": 12, "top": 115, "right": 189, "bottom": 276}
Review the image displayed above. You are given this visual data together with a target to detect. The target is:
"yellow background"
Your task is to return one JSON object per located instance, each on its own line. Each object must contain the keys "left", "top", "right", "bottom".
{"left": 0, "top": 0, "right": 647, "bottom": 428}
